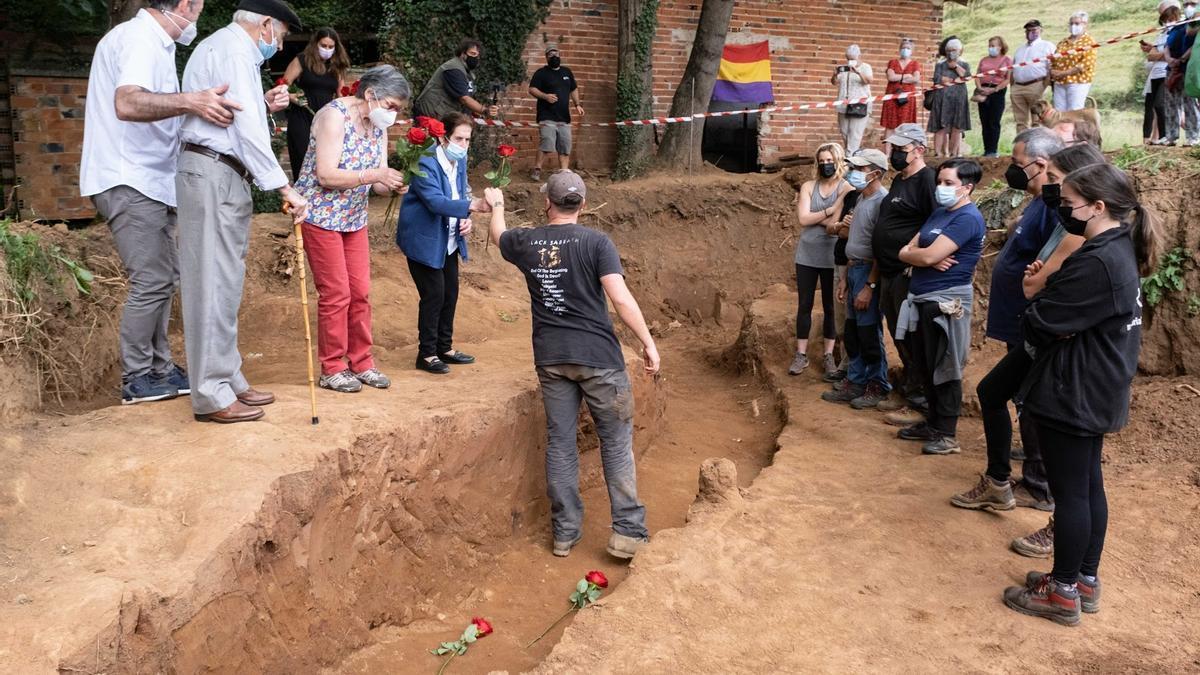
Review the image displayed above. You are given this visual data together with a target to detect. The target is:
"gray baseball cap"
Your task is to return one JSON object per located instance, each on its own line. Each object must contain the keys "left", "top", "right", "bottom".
{"left": 545, "top": 44, "right": 560, "bottom": 55}
{"left": 847, "top": 148, "right": 888, "bottom": 171}
{"left": 885, "top": 123, "right": 927, "bottom": 148}
{"left": 540, "top": 170, "right": 587, "bottom": 205}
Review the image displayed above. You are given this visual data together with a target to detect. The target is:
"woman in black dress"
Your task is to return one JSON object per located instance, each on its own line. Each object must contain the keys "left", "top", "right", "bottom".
{"left": 282, "top": 27, "right": 348, "bottom": 182}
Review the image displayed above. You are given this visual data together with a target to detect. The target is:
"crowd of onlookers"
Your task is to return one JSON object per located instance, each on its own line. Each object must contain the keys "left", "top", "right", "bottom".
{"left": 834, "top": 2, "right": 1200, "bottom": 156}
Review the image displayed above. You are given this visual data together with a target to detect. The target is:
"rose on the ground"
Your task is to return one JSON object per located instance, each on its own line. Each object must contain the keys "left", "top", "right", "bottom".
{"left": 485, "top": 144, "right": 517, "bottom": 188}
{"left": 585, "top": 570, "right": 609, "bottom": 588}
{"left": 527, "top": 570, "right": 609, "bottom": 648}
{"left": 431, "top": 617, "right": 492, "bottom": 674}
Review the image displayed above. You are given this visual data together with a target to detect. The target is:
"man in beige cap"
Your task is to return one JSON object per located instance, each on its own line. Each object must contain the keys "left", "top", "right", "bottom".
{"left": 482, "top": 171, "right": 659, "bottom": 561}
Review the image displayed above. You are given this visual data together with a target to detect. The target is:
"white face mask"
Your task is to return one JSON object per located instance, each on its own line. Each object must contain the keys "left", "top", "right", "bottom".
{"left": 1070, "top": 23, "right": 1084, "bottom": 37}
{"left": 367, "top": 96, "right": 396, "bottom": 130}
{"left": 163, "top": 10, "right": 197, "bottom": 46}
{"left": 318, "top": 46, "right": 335, "bottom": 61}
{"left": 1186, "top": 5, "right": 1196, "bottom": 18}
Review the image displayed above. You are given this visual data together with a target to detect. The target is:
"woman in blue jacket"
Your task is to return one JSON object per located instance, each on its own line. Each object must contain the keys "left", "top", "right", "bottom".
{"left": 397, "top": 112, "right": 491, "bottom": 374}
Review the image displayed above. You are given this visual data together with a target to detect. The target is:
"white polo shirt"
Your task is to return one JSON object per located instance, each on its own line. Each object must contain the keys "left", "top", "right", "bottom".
{"left": 1012, "top": 39, "right": 1056, "bottom": 84}
{"left": 80, "top": 9, "right": 181, "bottom": 206}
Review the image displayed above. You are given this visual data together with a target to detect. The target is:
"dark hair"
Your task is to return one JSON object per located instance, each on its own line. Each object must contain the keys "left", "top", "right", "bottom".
{"left": 1049, "top": 143, "right": 1106, "bottom": 175}
{"left": 988, "top": 35, "right": 1009, "bottom": 55}
{"left": 1062, "top": 164, "right": 1163, "bottom": 275}
{"left": 457, "top": 39, "right": 483, "bottom": 57}
{"left": 938, "top": 158, "right": 983, "bottom": 192}
{"left": 553, "top": 192, "right": 585, "bottom": 213}
{"left": 1161, "top": 6, "right": 1181, "bottom": 24}
{"left": 303, "top": 27, "right": 350, "bottom": 81}
{"left": 440, "top": 112, "right": 474, "bottom": 137}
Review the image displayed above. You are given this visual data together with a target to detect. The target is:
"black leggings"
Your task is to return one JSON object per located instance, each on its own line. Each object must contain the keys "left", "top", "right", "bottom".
{"left": 1038, "top": 420, "right": 1107, "bottom": 585}
{"left": 1144, "top": 77, "right": 1168, "bottom": 140}
{"left": 795, "top": 264, "right": 836, "bottom": 340}
{"left": 906, "top": 301, "right": 961, "bottom": 437}
{"left": 977, "top": 345, "right": 1050, "bottom": 500}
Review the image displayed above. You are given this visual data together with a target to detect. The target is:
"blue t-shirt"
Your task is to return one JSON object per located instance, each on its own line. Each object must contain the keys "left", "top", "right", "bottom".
{"left": 1167, "top": 24, "right": 1196, "bottom": 61}
{"left": 986, "top": 196, "right": 1058, "bottom": 345}
{"left": 908, "top": 203, "right": 986, "bottom": 296}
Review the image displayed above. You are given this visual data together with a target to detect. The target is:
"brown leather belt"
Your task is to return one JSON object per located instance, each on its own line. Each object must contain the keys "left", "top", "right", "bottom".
{"left": 182, "top": 143, "right": 251, "bottom": 181}
{"left": 1014, "top": 79, "right": 1044, "bottom": 87}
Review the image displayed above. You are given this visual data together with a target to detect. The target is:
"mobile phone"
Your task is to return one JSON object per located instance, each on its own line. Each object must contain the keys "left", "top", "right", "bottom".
{"left": 837, "top": 65, "right": 850, "bottom": 73}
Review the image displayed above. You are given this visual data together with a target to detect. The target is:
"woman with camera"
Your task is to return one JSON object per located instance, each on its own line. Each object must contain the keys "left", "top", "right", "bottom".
{"left": 831, "top": 44, "right": 874, "bottom": 153}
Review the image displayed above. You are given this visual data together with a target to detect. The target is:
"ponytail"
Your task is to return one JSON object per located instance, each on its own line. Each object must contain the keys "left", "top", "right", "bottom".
{"left": 1130, "top": 204, "right": 1164, "bottom": 277}
{"left": 1062, "top": 163, "right": 1163, "bottom": 275}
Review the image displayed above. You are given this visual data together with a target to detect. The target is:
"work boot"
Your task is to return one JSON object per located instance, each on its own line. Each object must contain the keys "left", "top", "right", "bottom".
{"left": 921, "top": 435, "right": 961, "bottom": 455}
{"left": 821, "top": 382, "right": 864, "bottom": 403}
{"left": 884, "top": 408, "right": 925, "bottom": 426}
{"left": 788, "top": 352, "right": 809, "bottom": 376}
{"left": 607, "top": 532, "right": 649, "bottom": 560}
{"left": 1023, "top": 572, "right": 1100, "bottom": 613}
{"left": 1003, "top": 575, "right": 1081, "bottom": 626}
{"left": 320, "top": 369, "right": 363, "bottom": 393}
{"left": 951, "top": 473, "right": 1015, "bottom": 511}
{"left": 552, "top": 533, "right": 582, "bottom": 558}
{"left": 1011, "top": 517, "right": 1055, "bottom": 558}
{"left": 850, "top": 381, "right": 889, "bottom": 410}
{"left": 1012, "top": 481, "right": 1054, "bottom": 512}
{"left": 897, "top": 421, "right": 936, "bottom": 441}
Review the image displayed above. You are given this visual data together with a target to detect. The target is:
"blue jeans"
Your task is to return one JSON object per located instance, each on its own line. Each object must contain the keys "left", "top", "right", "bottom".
{"left": 536, "top": 364, "right": 648, "bottom": 543}
{"left": 845, "top": 263, "right": 890, "bottom": 388}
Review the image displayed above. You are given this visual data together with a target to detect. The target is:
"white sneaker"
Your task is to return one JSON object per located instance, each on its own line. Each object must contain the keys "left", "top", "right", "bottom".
{"left": 320, "top": 369, "right": 363, "bottom": 393}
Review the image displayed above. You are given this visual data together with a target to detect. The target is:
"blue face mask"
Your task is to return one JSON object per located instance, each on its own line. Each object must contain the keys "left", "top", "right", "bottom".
{"left": 445, "top": 141, "right": 468, "bottom": 162}
{"left": 935, "top": 185, "right": 961, "bottom": 207}
{"left": 258, "top": 22, "right": 278, "bottom": 61}
{"left": 847, "top": 170, "right": 870, "bottom": 190}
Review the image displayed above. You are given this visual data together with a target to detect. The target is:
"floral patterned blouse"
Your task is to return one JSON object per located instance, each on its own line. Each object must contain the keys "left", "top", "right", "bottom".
{"left": 1051, "top": 34, "right": 1098, "bottom": 85}
{"left": 296, "top": 99, "right": 383, "bottom": 232}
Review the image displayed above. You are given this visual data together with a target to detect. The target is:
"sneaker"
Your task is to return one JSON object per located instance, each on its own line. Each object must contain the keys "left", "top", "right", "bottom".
{"left": 850, "top": 382, "right": 888, "bottom": 410}
{"left": 319, "top": 369, "right": 363, "bottom": 393}
{"left": 951, "top": 474, "right": 1015, "bottom": 510}
{"left": 884, "top": 409, "right": 925, "bottom": 427}
{"left": 921, "top": 435, "right": 961, "bottom": 455}
{"left": 354, "top": 368, "right": 391, "bottom": 389}
{"left": 552, "top": 533, "right": 582, "bottom": 558}
{"left": 897, "top": 422, "right": 936, "bottom": 441}
{"left": 822, "top": 354, "right": 838, "bottom": 379}
{"left": 121, "top": 373, "right": 179, "bottom": 405}
{"left": 787, "top": 352, "right": 809, "bottom": 376}
{"left": 607, "top": 532, "right": 649, "bottom": 560}
{"left": 1011, "top": 517, "right": 1054, "bottom": 558}
{"left": 1012, "top": 482, "right": 1054, "bottom": 512}
{"left": 154, "top": 365, "right": 190, "bottom": 395}
{"left": 530, "top": 167, "right": 542, "bottom": 181}
{"left": 821, "top": 382, "right": 864, "bottom": 403}
{"left": 1003, "top": 575, "right": 1081, "bottom": 626}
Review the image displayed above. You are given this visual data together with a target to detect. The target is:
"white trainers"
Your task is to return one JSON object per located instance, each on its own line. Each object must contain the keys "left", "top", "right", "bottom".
{"left": 320, "top": 369, "right": 363, "bottom": 393}
{"left": 354, "top": 368, "right": 391, "bottom": 389}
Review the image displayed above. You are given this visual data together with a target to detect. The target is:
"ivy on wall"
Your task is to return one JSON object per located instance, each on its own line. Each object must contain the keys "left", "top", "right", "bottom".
{"left": 613, "top": 0, "right": 659, "bottom": 181}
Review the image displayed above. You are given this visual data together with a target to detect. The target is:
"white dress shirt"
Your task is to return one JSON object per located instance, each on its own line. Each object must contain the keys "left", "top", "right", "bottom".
{"left": 436, "top": 144, "right": 461, "bottom": 256}
{"left": 179, "top": 24, "right": 288, "bottom": 191}
{"left": 1012, "top": 39, "right": 1056, "bottom": 83}
{"left": 80, "top": 9, "right": 181, "bottom": 206}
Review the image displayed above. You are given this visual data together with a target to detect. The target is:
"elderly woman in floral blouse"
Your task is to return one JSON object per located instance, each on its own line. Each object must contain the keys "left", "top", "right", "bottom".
{"left": 1051, "top": 11, "right": 1099, "bottom": 111}
{"left": 296, "top": 65, "right": 410, "bottom": 393}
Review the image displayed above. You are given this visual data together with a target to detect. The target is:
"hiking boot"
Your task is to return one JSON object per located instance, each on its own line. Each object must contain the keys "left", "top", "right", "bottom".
{"left": 951, "top": 474, "right": 1015, "bottom": 511}
{"left": 921, "top": 435, "right": 961, "bottom": 455}
{"left": 821, "top": 382, "right": 864, "bottom": 403}
{"left": 1012, "top": 482, "right": 1054, "bottom": 512}
{"left": 876, "top": 393, "right": 908, "bottom": 412}
{"left": 1011, "top": 517, "right": 1055, "bottom": 558}
{"left": 1003, "top": 575, "right": 1081, "bottom": 626}
{"left": 607, "top": 532, "right": 649, "bottom": 560}
{"left": 884, "top": 408, "right": 925, "bottom": 426}
{"left": 354, "top": 368, "right": 391, "bottom": 389}
{"left": 822, "top": 354, "right": 838, "bottom": 379}
{"left": 154, "top": 365, "right": 191, "bottom": 395}
{"left": 552, "top": 534, "right": 582, "bottom": 558}
{"left": 121, "top": 373, "right": 179, "bottom": 405}
{"left": 897, "top": 421, "right": 936, "bottom": 441}
{"left": 850, "top": 382, "right": 889, "bottom": 410}
{"left": 788, "top": 352, "right": 809, "bottom": 376}
{"left": 320, "top": 369, "right": 363, "bottom": 393}
{"left": 831, "top": 377, "right": 851, "bottom": 392}
{"left": 1022, "top": 571, "right": 1098, "bottom": 612}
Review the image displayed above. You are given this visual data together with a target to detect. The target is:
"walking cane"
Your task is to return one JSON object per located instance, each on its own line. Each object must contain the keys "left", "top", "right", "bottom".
{"left": 285, "top": 202, "right": 320, "bottom": 425}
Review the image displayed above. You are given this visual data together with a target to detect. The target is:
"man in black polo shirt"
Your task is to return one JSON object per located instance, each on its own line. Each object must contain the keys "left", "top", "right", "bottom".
{"left": 528, "top": 45, "right": 584, "bottom": 181}
{"left": 871, "top": 123, "right": 937, "bottom": 418}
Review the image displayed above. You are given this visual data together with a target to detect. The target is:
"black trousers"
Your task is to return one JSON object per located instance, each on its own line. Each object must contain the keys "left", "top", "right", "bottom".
{"left": 977, "top": 89, "right": 1007, "bottom": 155}
{"left": 1144, "top": 77, "right": 1168, "bottom": 140}
{"left": 408, "top": 253, "right": 460, "bottom": 358}
{"left": 1038, "top": 420, "right": 1107, "bottom": 585}
{"left": 879, "top": 273, "right": 920, "bottom": 395}
{"left": 906, "top": 301, "right": 961, "bottom": 437}
{"left": 977, "top": 344, "right": 1051, "bottom": 500}
{"left": 795, "top": 264, "right": 836, "bottom": 340}
{"left": 285, "top": 107, "right": 315, "bottom": 183}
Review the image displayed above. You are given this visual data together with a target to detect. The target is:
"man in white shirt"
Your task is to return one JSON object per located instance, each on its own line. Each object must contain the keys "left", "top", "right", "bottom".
{"left": 1010, "top": 19, "right": 1057, "bottom": 133}
{"left": 81, "top": 0, "right": 244, "bottom": 405}
{"left": 177, "top": 0, "right": 308, "bottom": 424}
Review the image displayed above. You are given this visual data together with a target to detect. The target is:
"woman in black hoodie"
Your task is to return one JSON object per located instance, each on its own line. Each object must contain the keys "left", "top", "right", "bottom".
{"left": 1002, "top": 163, "right": 1162, "bottom": 626}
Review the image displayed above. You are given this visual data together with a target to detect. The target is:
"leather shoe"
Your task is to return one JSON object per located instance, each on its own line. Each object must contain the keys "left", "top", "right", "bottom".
{"left": 236, "top": 387, "right": 275, "bottom": 406}
{"left": 441, "top": 350, "right": 476, "bottom": 365}
{"left": 194, "top": 400, "right": 264, "bottom": 424}
{"left": 416, "top": 356, "right": 451, "bottom": 374}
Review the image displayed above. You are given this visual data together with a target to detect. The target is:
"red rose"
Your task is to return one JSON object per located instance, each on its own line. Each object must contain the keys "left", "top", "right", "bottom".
{"left": 416, "top": 116, "right": 433, "bottom": 129}
{"left": 497, "top": 144, "right": 517, "bottom": 158}
{"left": 275, "top": 77, "right": 287, "bottom": 86}
{"left": 470, "top": 617, "right": 493, "bottom": 637}
{"left": 407, "top": 127, "right": 429, "bottom": 145}
{"left": 350, "top": 80, "right": 361, "bottom": 95}
{"left": 585, "top": 570, "right": 608, "bottom": 588}
{"left": 425, "top": 118, "right": 446, "bottom": 138}
{"left": 339, "top": 85, "right": 350, "bottom": 96}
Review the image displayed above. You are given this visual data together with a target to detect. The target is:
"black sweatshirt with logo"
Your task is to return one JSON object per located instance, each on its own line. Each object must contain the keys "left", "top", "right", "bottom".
{"left": 1018, "top": 226, "right": 1143, "bottom": 437}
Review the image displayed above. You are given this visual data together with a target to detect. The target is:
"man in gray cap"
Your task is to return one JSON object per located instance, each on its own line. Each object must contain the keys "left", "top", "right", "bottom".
{"left": 482, "top": 172, "right": 659, "bottom": 561}
{"left": 176, "top": 0, "right": 308, "bottom": 423}
{"left": 871, "top": 123, "right": 937, "bottom": 424}
{"left": 528, "top": 44, "right": 584, "bottom": 181}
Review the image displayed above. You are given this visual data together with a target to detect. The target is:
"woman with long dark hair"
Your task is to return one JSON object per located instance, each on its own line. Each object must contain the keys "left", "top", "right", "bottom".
{"left": 1003, "top": 163, "right": 1162, "bottom": 626}
{"left": 282, "top": 27, "right": 350, "bottom": 181}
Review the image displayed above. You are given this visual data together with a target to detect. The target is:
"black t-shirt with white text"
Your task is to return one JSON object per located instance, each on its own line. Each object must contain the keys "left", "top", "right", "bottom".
{"left": 530, "top": 66, "right": 578, "bottom": 123}
{"left": 500, "top": 223, "right": 625, "bottom": 370}
{"left": 871, "top": 166, "right": 937, "bottom": 277}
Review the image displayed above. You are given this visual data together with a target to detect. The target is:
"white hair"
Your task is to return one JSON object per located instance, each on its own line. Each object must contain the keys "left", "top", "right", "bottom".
{"left": 946, "top": 38, "right": 963, "bottom": 52}
{"left": 233, "top": 9, "right": 284, "bottom": 32}
{"left": 1070, "top": 10, "right": 1089, "bottom": 23}
{"left": 846, "top": 44, "right": 861, "bottom": 59}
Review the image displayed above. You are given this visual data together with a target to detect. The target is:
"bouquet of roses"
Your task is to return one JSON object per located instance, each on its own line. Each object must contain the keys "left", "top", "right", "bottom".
{"left": 485, "top": 144, "right": 517, "bottom": 188}
{"left": 431, "top": 616, "right": 492, "bottom": 674}
{"left": 339, "top": 80, "right": 361, "bottom": 97}
{"left": 526, "top": 570, "right": 608, "bottom": 647}
{"left": 381, "top": 116, "right": 446, "bottom": 226}
{"left": 274, "top": 77, "right": 314, "bottom": 115}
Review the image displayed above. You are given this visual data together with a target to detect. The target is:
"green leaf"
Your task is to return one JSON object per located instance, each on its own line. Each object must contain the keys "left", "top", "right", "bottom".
{"left": 484, "top": 170, "right": 498, "bottom": 180}
{"left": 588, "top": 589, "right": 601, "bottom": 602}
{"left": 576, "top": 579, "right": 589, "bottom": 594}
{"left": 497, "top": 177, "right": 511, "bottom": 188}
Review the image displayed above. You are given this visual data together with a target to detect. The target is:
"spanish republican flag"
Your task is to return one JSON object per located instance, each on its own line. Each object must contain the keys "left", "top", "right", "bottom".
{"left": 712, "top": 41, "right": 774, "bottom": 103}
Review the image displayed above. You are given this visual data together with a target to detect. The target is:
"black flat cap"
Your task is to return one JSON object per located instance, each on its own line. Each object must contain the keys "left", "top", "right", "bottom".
{"left": 237, "top": 0, "right": 302, "bottom": 31}
{"left": 1023, "top": 19, "right": 1042, "bottom": 29}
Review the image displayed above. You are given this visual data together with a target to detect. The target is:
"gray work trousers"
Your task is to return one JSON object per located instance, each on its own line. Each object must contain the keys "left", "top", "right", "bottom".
{"left": 175, "top": 151, "right": 253, "bottom": 414}
{"left": 536, "top": 364, "right": 648, "bottom": 543}
{"left": 91, "top": 186, "right": 179, "bottom": 380}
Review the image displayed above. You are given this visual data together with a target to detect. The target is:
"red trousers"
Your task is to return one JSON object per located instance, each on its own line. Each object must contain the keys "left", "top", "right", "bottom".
{"left": 302, "top": 223, "right": 374, "bottom": 376}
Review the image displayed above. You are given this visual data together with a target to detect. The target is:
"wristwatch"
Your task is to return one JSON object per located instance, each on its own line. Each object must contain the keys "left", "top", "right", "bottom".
{"left": 868, "top": 282, "right": 878, "bottom": 290}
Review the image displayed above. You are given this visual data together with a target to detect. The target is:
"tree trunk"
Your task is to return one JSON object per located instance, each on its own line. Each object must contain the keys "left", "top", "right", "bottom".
{"left": 613, "top": 0, "right": 659, "bottom": 180}
{"left": 656, "top": 0, "right": 735, "bottom": 170}
{"left": 109, "top": 0, "right": 146, "bottom": 27}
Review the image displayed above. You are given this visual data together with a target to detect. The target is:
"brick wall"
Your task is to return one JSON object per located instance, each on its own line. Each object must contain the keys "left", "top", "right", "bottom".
{"left": 10, "top": 71, "right": 94, "bottom": 220}
{"left": 493, "top": 0, "right": 946, "bottom": 170}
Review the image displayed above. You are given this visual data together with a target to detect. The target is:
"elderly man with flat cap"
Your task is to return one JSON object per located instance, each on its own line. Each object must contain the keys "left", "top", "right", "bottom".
{"left": 177, "top": 0, "right": 308, "bottom": 424}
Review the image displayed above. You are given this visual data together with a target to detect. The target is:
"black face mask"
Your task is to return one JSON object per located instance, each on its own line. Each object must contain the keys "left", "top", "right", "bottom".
{"left": 464, "top": 55, "right": 480, "bottom": 71}
{"left": 818, "top": 162, "right": 836, "bottom": 178}
{"left": 548, "top": 56, "right": 561, "bottom": 69}
{"left": 1057, "top": 204, "right": 1094, "bottom": 236}
{"left": 1041, "top": 182, "right": 1061, "bottom": 210}
{"left": 890, "top": 148, "right": 910, "bottom": 171}
{"left": 1005, "top": 160, "right": 1041, "bottom": 191}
